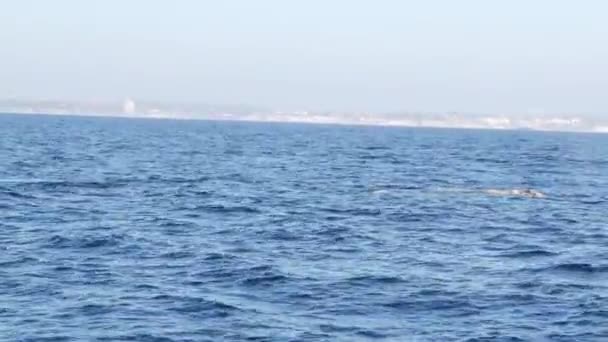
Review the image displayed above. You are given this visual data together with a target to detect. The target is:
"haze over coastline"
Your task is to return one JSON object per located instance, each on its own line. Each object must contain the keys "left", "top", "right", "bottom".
{"left": 1, "top": 98, "right": 606, "bottom": 133}
{"left": 2, "top": 0, "right": 607, "bottom": 131}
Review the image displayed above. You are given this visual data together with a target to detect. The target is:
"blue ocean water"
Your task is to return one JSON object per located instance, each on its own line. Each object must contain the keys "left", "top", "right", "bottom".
{"left": 1, "top": 113, "right": 607, "bottom": 341}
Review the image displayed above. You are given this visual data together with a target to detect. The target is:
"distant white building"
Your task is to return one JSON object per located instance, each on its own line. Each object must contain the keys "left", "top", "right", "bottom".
{"left": 123, "top": 98, "right": 136, "bottom": 114}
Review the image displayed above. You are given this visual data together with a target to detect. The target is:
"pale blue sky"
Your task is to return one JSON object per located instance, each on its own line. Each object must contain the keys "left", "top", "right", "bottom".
{"left": 1, "top": 0, "right": 607, "bottom": 114}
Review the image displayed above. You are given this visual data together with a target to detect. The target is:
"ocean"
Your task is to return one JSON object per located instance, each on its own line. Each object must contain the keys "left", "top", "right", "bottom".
{"left": 1, "top": 113, "right": 607, "bottom": 341}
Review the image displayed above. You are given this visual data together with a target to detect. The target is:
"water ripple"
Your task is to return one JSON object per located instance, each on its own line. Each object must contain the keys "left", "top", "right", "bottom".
{"left": 2, "top": 114, "right": 608, "bottom": 341}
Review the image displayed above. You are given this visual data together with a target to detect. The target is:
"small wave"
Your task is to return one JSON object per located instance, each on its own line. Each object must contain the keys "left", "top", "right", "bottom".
{"left": 18, "top": 335, "right": 74, "bottom": 342}
{"left": 525, "top": 263, "right": 608, "bottom": 276}
{"left": 371, "top": 184, "right": 422, "bottom": 192}
{"left": 579, "top": 199, "right": 605, "bottom": 205}
{"left": 355, "top": 330, "right": 391, "bottom": 339}
{"left": 194, "top": 204, "right": 261, "bottom": 214}
{"left": 498, "top": 250, "right": 558, "bottom": 258}
{"left": 548, "top": 263, "right": 608, "bottom": 273}
{"left": 2, "top": 179, "right": 129, "bottom": 192}
{"left": 384, "top": 298, "right": 478, "bottom": 312}
{"left": 152, "top": 294, "right": 241, "bottom": 319}
{"left": 186, "top": 190, "right": 212, "bottom": 197}
{"left": 52, "top": 265, "right": 74, "bottom": 272}
{"left": 246, "top": 265, "right": 273, "bottom": 272}
{"left": 482, "top": 233, "right": 514, "bottom": 243}
{"left": 414, "top": 289, "right": 460, "bottom": 297}
{"left": 0, "top": 188, "right": 37, "bottom": 199}
{"left": 155, "top": 219, "right": 195, "bottom": 228}
{"left": 320, "top": 207, "right": 381, "bottom": 216}
{"left": 81, "top": 237, "right": 123, "bottom": 248}
{"left": 312, "top": 225, "right": 350, "bottom": 238}
{"left": 134, "top": 284, "right": 159, "bottom": 291}
{"left": 386, "top": 212, "right": 429, "bottom": 222}
{"left": 323, "top": 215, "right": 347, "bottom": 221}
{"left": 46, "top": 180, "right": 127, "bottom": 190}
{"left": 47, "top": 235, "right": 72, "bottom": 247}
{"left": 159, "top": 250, "right": 194, "bottom": 259}
{"left": 78, "top": 303, "right": 114, "bottom": 316}
{"left": 46, "top": 234, "right": 124, "bottom": 249}
{"left": 203, "top": 252, "right": 236, "bottom": 261}
{"left": 363, "top": 145, "right": 390, "bottom": 151}
{"left": 465, "top": 336, "right": 526, "bottom": 342}
{"left": 345, "top": 275, "right": 405, "bottom": 285}
{"left": 240, "top": 273, "right": 289, "bottom": 287}
{"left": 97, "top": 334, "right": 178, "bottom": 342}
{"left": 319, "top": 324, "right": 357, "bottom": 333}
{"left": 265, "top": 228, "right": 300, "bottom": 241}
{"left": 0, "top": 256, "right": 39, "bottom": 268}
{"left": 172, "top": 300, "right": 239, "bottom": 317}
{"left": 147, "top": 175, "right": 210, "bottom": 184}
{"left": 474, "top": 157, "right": 511, "bottom": 164}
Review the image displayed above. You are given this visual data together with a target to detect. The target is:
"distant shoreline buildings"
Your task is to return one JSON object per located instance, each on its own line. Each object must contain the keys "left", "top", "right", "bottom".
{"left": 123, "top": 98, "right": 136, "bottom": 115}
{"left": 0, "top": 98, "right": 605, "bottom": 133}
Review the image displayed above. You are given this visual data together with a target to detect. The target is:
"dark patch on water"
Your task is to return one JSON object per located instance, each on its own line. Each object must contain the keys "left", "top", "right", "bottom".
{"left": 498, "top": 249, "right": 559, "bottom": 258}
{"left": 548, "top": 263, "right": 608, "bottom": 274}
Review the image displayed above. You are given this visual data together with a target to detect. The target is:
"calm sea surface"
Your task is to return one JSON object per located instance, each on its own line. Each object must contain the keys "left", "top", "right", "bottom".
{"left": 1, "top": 113, "right": 607, "bottom": 341}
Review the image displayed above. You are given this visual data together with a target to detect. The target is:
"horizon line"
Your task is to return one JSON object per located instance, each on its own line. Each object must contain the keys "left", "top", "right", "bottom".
{"left": 2, "top": 110, "right": 607, "bottom": 135}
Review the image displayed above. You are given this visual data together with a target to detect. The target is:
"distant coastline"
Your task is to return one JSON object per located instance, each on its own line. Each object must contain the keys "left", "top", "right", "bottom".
{"left": 1, "top": 98, "right": 606, "bottom": 133}
{"left": 3, "top": 110, "right": 607, "bottom": 134}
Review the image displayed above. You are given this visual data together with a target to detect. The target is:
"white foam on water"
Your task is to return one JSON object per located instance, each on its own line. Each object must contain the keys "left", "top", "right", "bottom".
{"left": 483, "top": 188, "right": 546, "bottom": 198}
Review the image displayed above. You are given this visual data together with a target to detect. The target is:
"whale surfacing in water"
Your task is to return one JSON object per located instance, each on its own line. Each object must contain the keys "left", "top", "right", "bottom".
{"left": 483, "top": 188, "right": 546, "bottom": 198}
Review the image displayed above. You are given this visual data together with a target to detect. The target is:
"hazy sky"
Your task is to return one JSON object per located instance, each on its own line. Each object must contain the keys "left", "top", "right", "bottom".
{"left": 1, "top": 0, "right": 607, "bottom": 114}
